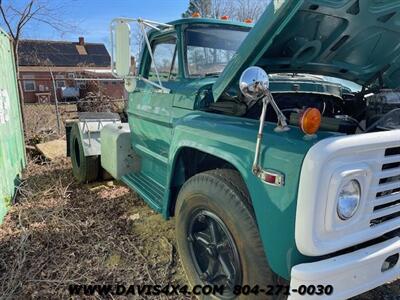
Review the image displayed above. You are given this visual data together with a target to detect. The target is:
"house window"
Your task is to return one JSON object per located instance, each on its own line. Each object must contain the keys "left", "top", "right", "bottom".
{"left": 67, "top": 73, "right": 75, "bottom": 79}
{"left": 56, "top": 80, "right": 65, "bottom": 88}
{"left": 23, "top": 80, "right": 36, "bottom": 92}
{"left": 77, "top": 80, "right": 86, "bottom": 89}
{"left": 22, "top": 74, "right": 36, "bottom": 92}
{"left": 54, "top": 74, "right": 65, "bottom": 88}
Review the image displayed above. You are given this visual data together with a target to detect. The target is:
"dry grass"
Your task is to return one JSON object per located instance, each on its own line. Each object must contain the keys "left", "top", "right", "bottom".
{"left": 0, "top": 158, "right": 186, "bottom": 299}
{"left": 23, "top": 104, "right": 77, "bottom": 144}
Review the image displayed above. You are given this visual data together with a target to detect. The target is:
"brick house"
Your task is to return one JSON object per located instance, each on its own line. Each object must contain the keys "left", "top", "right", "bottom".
{"left": 18, "top": 37, "right": 125, "bottom": 103}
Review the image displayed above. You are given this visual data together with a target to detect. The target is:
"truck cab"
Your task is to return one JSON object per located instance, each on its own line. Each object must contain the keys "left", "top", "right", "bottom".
{"left": 68, "top": 1, "right": 400, "bottom": 299}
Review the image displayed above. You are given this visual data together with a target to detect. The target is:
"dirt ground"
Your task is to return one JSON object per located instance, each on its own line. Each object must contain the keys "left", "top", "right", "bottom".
{"left": 0, "top": 158, "right": 187, "bottom": 299}
{"left": 0, "top": 104, "right": 398, "bottom": 299}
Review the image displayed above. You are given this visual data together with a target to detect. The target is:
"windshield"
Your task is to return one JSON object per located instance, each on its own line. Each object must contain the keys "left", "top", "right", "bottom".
{"left": 185, "top": 25, "right": 250, "bottom": 77}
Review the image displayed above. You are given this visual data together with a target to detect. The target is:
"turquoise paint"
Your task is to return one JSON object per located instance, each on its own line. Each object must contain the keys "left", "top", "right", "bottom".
{"left": 164, "top": 112, "right": 337, "bottom": 279}
{"left": 0, "top": 28, "right": 26, "bottom": 223}
{"left": 121, "top": 2, "right": 376, "bottom": 279}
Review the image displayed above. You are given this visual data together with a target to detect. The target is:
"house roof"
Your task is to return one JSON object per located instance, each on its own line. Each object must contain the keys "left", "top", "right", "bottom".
{"left": 18, "top": 39, "right": 110, "bottom": 67}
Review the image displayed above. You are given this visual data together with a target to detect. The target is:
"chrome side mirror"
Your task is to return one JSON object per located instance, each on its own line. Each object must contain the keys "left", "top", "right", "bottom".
{"left": 239, "top": 66, "right": 270, "bottom": 100}
{"left": 239, "top": 66, "right": 289, "bottom": 180}
{"left": 239, "top": 67, "right": 288, "bottom": 132}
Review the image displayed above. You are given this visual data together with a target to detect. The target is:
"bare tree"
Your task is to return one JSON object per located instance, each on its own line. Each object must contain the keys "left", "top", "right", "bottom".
{"left": 210, "top": 0, "right": 235, "bottom": 19}
{"left": 182, "top": 0, "right": 212, "bottom": 18}
{"left": 0, "top": 0, "right": 77, "bottom": 126}
{"left": 183, "top": 0, "right": 233, "bottom": 19}
{"left": 183, "top": 0, "right": 269, "bottom": 21}
{"left": 234, "top": 0, "right": 270, "bottom": 21}
{"left": 0, "top": 0, "right": 77, "bottom": 57}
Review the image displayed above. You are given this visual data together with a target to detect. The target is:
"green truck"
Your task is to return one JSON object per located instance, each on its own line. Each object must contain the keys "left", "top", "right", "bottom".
{"left": 67, "top": 1, "right": 400, "bottom": 299}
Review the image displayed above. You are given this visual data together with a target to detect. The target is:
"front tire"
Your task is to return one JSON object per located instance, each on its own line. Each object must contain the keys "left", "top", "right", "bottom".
{"left": 175, "top": 169, "right": 286, "bottom": 299}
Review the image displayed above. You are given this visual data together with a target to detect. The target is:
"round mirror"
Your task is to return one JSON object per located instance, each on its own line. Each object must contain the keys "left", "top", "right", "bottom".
{"left": 124, "top": 77, "right": 137, "bottom": 93}
{"left": 239, "top": 66, "right": 269, "bottom": 100}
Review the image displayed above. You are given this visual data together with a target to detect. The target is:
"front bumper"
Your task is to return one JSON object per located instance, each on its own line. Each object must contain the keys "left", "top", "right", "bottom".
{"left": 289, "top": 236, "right": 400, "bottom": 300}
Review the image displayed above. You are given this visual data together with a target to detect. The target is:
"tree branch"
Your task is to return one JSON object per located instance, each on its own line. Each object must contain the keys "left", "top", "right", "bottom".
{"left": 0, "top": 1, "right": 16, "bottom": 39}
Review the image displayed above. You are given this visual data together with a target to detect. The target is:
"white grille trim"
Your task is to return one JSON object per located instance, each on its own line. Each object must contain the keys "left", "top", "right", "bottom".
{"left": 295, "top": 130, "right": 400, "bottom": 256}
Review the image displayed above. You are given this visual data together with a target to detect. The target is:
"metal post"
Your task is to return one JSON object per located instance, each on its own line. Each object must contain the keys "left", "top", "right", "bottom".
{"left": 49, "top": 67, "right": 61, "bottom": 134}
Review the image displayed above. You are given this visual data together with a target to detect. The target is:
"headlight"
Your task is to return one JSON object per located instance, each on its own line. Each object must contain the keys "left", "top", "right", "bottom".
{"left": 337, "top": 179, "right": 361, "bottom": 220}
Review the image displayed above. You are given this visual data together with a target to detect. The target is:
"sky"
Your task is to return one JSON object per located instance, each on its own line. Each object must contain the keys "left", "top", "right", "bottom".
{"left": 1, "top": 0, "right": 188, "bottom": 47}
{"left": 1, "top": 0, "right": 363, "bottom": 90}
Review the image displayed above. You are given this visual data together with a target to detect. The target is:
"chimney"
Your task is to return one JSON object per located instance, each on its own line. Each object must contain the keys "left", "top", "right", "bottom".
{"left": 76, "top": 37, "right": 88, "bottom": 55}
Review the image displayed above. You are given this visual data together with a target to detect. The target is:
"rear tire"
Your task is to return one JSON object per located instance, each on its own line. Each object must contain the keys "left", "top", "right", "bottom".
{"left": 70, "top": 123, "right": 99, "bottom": 183}
{"left": 175, "top": 169, "right": 287, "bottom": 299}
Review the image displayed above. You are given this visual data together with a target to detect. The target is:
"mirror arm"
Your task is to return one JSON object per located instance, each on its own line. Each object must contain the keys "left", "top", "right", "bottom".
{"left": 252, "top": 96, "right": 268, "bottom": 174}
{"left": 139, "top": 76, "right": 170, "bottom": 93}
{"left": 110, "top": 17, "right": 173, "bottom": 93}
{"left": 265, "top": 92, "right": 289, "bottom": 131}
{"left": 239, "top": 66, "right": 287, "bottom": 186}
{"left": 252, "top": 91, "right": 289, "bottom": 176}
{"left": 140, "top": 20, "right": 161, "bottom": 32}
{"left": 111, "top": 18, "right": 172, "bottom": 29}
{"left": 138, "top": 20, "right": 165, "bottom": 90}
{"left": 140, "top": 19, "right": 173, "bottom": 29}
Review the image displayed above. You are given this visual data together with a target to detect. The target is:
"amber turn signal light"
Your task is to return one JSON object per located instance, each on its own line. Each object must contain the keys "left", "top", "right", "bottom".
{"left": 299, "top": 108, "right": 321, "bottom": 135}
{"left": 192, "top": 12, "right": 201, "bottom": 18}
{"left": 244, "top": 18, "right": 253, "bottom": 23}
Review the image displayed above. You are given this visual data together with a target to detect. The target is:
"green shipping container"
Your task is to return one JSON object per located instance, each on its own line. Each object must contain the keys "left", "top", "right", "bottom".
{"left": 0, "top": 28, "right": 26, "bottom": 223}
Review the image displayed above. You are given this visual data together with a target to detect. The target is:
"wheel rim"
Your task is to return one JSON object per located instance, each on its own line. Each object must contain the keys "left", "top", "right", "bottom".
{"left": 187, "top": 209, "right": 242, "bottom": 297}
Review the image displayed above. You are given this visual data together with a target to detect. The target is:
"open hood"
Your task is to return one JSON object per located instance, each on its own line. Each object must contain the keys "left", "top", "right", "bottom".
{"left": 213, "top": 0, "right": 400, "bottom": 101}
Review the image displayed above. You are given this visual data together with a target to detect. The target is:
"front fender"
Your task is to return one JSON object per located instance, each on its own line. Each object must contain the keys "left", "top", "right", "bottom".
{"left": 165, "top": 111, "right": 335, "bottom": 279}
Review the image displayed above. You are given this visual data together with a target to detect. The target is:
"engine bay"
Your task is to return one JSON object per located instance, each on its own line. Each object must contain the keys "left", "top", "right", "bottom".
{"left": 207, "top": 74, "right": 400, "bottom": 135}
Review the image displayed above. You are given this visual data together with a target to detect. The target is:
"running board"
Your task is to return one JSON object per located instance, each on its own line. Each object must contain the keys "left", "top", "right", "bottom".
{"left": 122, "top": 172, "right": 164, "bottom": 212}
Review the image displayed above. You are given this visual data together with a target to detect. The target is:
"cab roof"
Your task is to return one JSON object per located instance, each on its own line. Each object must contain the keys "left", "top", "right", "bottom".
{"left": 167, "top": 17, "right": 254, "bottom": 29}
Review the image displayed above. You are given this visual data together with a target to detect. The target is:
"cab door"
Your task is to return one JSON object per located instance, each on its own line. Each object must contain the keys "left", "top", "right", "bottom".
{"left": 127, "top": 34, "right": 179, "bottom": 206}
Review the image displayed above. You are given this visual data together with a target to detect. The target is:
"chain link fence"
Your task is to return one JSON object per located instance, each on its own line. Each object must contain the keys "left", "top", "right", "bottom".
{"left": 21, "top": 75, "right": 127, "bottom": 144}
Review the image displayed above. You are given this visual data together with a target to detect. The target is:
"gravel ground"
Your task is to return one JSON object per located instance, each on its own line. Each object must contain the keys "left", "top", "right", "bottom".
{"left": 0, "top": 158, "right": 398, "bottom": 299}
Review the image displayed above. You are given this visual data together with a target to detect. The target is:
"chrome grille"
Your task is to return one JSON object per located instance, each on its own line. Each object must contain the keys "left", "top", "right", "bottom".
{"left": 371, "top": 146, "right": 400, "bottom": 226}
